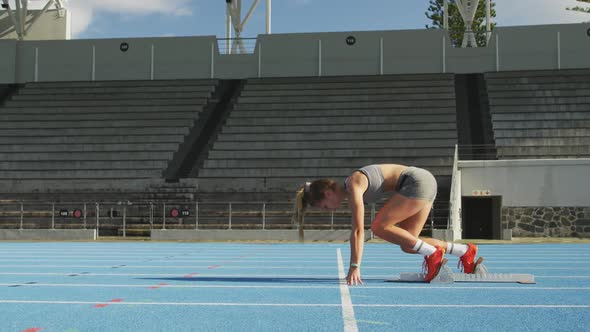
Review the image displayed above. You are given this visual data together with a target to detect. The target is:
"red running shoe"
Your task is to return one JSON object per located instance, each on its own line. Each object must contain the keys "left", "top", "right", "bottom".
{"left": 458, "top": 243, "right": 478, "bottom": 273}
{"left": 422, "top": 246, "right": 445, "bottom": 282}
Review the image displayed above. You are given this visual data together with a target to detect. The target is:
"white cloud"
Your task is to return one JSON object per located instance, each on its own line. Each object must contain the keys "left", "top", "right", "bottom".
{"left": 65, "top": 0, "right": 194, "bottom": 37}
{"left": 495, "top": 0, "right": 589, "bottom": 26}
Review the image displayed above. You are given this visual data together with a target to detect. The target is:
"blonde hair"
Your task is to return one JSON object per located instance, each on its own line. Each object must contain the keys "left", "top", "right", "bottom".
{"left": 292, "top": 179, "right": 339, "bottom": 241}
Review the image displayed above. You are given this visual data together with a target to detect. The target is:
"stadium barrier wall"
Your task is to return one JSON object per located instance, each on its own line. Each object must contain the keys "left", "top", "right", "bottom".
{"left": 1, "top": 23, "right": 589, "bottom": 83}
{"left": 0, "top": 229, "right": 97, "bottom": 241}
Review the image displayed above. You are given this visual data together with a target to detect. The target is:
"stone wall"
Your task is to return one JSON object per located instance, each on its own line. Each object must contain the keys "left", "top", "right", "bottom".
{"left": 502, "top": 207, "right": 590, "bottom": 238}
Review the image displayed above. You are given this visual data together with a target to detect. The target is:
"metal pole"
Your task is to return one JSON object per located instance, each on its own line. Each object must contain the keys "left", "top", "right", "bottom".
{"left": 51, "top": 203, "right": 55, "bottom": 231}
{"left": 557, "top": 31, "right": 561, "bottom": 70}
{"left": 266, "top": 0, "right": 271, "bottom": 34}
{"left": 330, "top": 210, "right": 334, "bottom": 230}
{"left": 51, "top": 203, "right": 55, "bottom": 229}
{"left": 162, "top": 203, "right": 166, "bottom": 230}
{"left": 96, "top": 203, "right": 100, "bottom": 238}
{"left": 123, "top": 206, "right": 127, "bottom": 238}
{"left": 258, "top": 43, "right": 262, "bottom": 78}
{"left": 195, "top": 201, "right": 199, "bottom": 230}
{"left": 379, "top": 37, "right": 383, "bottom": 75}
{"left": 91, "top": 45, "right": 96, "bottom": 81}
{"left": 262, "top": 202, "right": 266, "bottom": 230}
{"left": 83, "top": 203, "right": 87, "bottom": 229}
{"left": 495, "top": 33, "right": 500, "bottom": 72}
{"left": 149, "top": 202, "right": 154, "bottom": 229}
{"left": 318, "top": 39, "right": 322, "bottom": 77}
{"left": 20, "top": 202, "right": 24, "bottom": 230}
{"left": 150, "top": 44, "right": 155, "bottom": 80}
{"left": 228, "top": 202, "right": 232, "bottom": 230}
{"left": 34, "top": 47, "right": 39, "bottom": 82}
{"left": 226, "top": 3, "right": 232, "bottom": 54}
{"left": 442, "top": 35, "right": 446, "bottom": 73}
{"left": 210, "top": 42, "right": 215, "bottom": 78}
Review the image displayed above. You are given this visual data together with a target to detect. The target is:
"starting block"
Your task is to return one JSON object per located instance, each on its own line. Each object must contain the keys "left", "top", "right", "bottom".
{"left": 389, "top": 257, "right": 536, "bottom": 284}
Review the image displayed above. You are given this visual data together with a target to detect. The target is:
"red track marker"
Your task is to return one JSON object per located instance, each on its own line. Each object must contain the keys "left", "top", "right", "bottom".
{"left": 94, "top": 298, "right": 124, "bottom": 308}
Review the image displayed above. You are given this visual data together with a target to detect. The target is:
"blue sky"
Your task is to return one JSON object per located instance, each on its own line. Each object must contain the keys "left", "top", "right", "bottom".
{"left": 12, "top": 0, "right": 590, "bottom": 39}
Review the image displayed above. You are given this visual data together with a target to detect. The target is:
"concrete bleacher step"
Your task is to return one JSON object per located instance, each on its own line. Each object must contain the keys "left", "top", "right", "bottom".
{"left": 0, "top": 112, "right": 199, "bottom": 122}
{"left": 243, "top": 80, "right": 454, "bottom": 91}
{"left": 490, "top": 104, "right": 590, "bottom": 113}
{"left": 493, "top": 128, "right": 590, "bottom": 138}
{"left": 221, "top": 123, "right": 456, "bottom": 134}
{"left": 246, "top": 73, "right": 453, "bottom": 84}
{"left": 197, "top": 167, "right": 453, "bottom": 178}
{"left": 215, "top": 131, "right": 457, "bottom": 142}
{"left": 0, "top": 135, "right": 184, "bottom": 145}
{"left": 24, "top": 79, "right": 218, "bottom": 89}
{"left": 211, "top": 139, "right": 457, "bottom": 150}
{"left": 0, "top": 127, "right": 189, "bottom": 137}
{"left": 0, "top": 105, "right": 203, "bottom": 114}
{"left": 0, "top": 151, "right": 173, "bottom": 161}
{"left": 497, "top": 146, "right": 590, "bottom": 157}
{"left": 0, "top": 143, "right": 179, "bottom": 153}
{"left": 225, "top": 114, "right": 455, "bottom": 126}
{"left": 230, "top": 107, "right": 456, "bottom": 118}
{"left": 0, "top": 169, "right": 164, "bottom": 179}
{"left": 3, "top": 98, "right": 208, "bottom": 107}
{"left": 486, "top": 82, "right": 590, "bottom": 92}
{"left": 492, "top": 112, "right": 590, "bottom": 121}
{"left": 493, "top": 120, "right": 590, "bottom": 130}
{"left": 489, "top": 96, "right": 590, "bottom": 106}
{"left": 19, "top": 85, "right": 215, "bottom": 95}
{"left": 234, "top": 99, "right": 455, "bottom": 110}
{"left": 11, "top": 91, "right": 210, "bottom": 101}
{"left": 240, "top": 86, "right": 455, "bottom": 97}
{"left": 0, "top": 119, "right": 194, "bottom": 129}
{"left": 195, "top": 176, "right": 452, "bottom": 192}
{"left": 202, "top": 157, "right": 453, "bottom": 168}
{"left": 495, "top": 137, "right": 590, "bottom": 146}
{"left": 0, "top": 160, "right": 169, "bottom": 170}
{"left": 487, "top": 89, "right": 590, "bottom": 99}
{"left": 207, "top": 148, "right": 456, "bottom": 159}
{"left": 237, "top": 93, "right": 455, "bottom": 104}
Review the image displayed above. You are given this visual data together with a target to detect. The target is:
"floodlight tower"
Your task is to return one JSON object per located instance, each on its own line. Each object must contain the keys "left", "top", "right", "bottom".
{"left": 1, "top": 0, "right": 67, "bottom": 40}
{"left": 445, "top": 0, "right": 492, "bottom": 48}
{"left": 225, "top": 0, "right": 271, "bottom": 54}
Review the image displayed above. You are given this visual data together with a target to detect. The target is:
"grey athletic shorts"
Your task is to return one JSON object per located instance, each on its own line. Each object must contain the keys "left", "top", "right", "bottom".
{"left": 395, "top": 167, "right": 438, "bottom": 202}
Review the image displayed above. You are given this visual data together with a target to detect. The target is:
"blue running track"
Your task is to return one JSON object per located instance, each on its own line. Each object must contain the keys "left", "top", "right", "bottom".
{"left": 0, "top": 242, "right": 589, "bottom": 331}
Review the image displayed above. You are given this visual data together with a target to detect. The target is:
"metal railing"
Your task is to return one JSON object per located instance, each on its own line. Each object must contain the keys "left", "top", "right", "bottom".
{"left": 0, "top": 200, "right": 447, "bottom": 237}
{"left": 217, "top": 37, "right": 257, "bottom": 55}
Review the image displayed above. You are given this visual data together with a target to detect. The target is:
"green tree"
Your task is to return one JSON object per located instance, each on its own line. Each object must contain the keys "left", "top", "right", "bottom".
{"left": 426, "top": 0, "right": 497, "bottom": 47}
{"left": 567, "top": 0, "right": 590, "bottom": 14}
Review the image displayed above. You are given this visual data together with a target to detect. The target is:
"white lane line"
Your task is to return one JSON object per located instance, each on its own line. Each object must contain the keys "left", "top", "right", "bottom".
{"left": 336, "top": 248, "right": 358, "bottom": 332}
{"left": 1, "top": 283, "right": 590, "bottom": 290}
{"left": 2, "top": 272, "right": 590, "bottom": 278}
{"left": 0, "top": 300, "right": 588, "bottom": 308}
{"left": 3, "top": 265, "right": 590, "bottom": 270}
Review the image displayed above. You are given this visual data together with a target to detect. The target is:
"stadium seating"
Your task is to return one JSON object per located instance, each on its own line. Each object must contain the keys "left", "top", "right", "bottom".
{"left": 486, "top": 69, "right": 590, "bottom": 159}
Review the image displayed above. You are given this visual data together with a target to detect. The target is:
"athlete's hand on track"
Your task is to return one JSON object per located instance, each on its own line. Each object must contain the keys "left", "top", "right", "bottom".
{"left": 346, "top": 268, "right": 363, "bottom": 286}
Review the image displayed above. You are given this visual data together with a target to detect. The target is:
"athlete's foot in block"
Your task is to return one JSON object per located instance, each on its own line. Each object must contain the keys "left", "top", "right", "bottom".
{"left": 458, "top": 243, "right": 478, "bottom": 274}
{"left": 423, "top": 246, "right": 446, "bottom": 282}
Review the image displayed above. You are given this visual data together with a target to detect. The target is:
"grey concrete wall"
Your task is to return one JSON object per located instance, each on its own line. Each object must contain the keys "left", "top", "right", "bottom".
{"left": 2, "top": 23, "right": 590, "bottom": 83}
{"left": 151, "top": 229, "right": 372, "bottom": 241}
{"left": 0, "top": 9, "right": 68, "bottom": 41}
{"left": 459, "top": 159, "right": 590, "bottom": 207}
{"left": 0, "top": 229, "right": 96, "bottom": 240}
{"left": 0, "top": 40, "right": 16, "bottom": 83}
